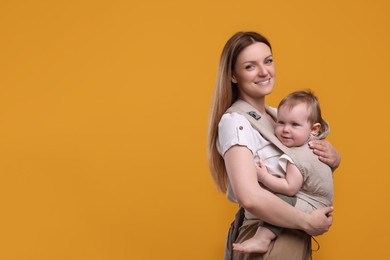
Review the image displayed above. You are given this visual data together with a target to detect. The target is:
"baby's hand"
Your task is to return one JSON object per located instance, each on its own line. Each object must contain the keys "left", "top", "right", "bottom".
{"left": 255, "top": 159, "right": 269, "bottom": 182}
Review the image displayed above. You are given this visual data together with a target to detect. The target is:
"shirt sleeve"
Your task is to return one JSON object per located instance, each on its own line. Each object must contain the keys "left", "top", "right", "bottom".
{"left": 279, "top": 154, "right": 295, "bottom": 173}
{"left": 217, "top": 112, "right": 258, "bottom": 157}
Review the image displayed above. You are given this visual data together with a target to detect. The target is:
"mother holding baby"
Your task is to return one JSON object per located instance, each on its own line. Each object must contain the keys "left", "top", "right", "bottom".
{"left": 207, "top": 31, "right": 340, "bottom": 260}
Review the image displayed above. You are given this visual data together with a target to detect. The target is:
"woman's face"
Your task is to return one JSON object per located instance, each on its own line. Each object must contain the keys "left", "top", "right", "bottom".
{"left": 232, "top": 42, "right": 275, "bottom": 101}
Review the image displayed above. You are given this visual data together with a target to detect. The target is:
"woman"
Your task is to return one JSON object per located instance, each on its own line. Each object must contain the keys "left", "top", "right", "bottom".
{"left": 207, "top": 32, "right": 341, "bottom": 259}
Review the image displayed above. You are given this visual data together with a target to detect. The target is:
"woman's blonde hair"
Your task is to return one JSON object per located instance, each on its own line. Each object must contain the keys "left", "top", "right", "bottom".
{"left": 207, "top": 32, "right": 272, "bottom": 192}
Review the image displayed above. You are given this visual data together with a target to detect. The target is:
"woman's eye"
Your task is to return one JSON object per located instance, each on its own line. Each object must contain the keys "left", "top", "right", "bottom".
{"left": 265, "top": 58, "right": 273, "bottom": 64}
{"left": 245, "top": 65, "right": 254, "bottom": 70}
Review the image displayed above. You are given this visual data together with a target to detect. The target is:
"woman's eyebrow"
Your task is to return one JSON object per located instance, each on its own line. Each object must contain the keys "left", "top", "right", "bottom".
{"left": 241, "top": 55, "right": 273, "bottom": 65}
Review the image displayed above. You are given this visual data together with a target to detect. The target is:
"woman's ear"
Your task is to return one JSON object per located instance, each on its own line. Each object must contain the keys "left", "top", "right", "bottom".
{"left": 311, "top": 123, "right": 321, "bottom": 136}
{"left": 231, "top": 74, "right": 237, "bottom": 84}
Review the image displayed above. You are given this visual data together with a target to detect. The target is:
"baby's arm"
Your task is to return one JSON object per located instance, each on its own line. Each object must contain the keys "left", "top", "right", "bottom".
{"left": 256, "top": 160, "right": 303, "bottom": 196}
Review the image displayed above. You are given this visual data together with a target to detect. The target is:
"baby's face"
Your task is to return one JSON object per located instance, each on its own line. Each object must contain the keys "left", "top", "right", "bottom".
{"left": 275, "top": 103, "right": 313, "bottom": 147}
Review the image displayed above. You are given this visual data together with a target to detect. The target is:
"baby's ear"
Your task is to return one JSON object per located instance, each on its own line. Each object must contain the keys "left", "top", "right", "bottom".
{"left": 311, "top": 123, "right": 321, "bottom": 136}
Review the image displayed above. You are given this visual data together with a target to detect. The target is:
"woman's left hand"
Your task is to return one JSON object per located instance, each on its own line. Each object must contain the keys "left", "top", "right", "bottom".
{"left": 308, "top": 139, "right": 341, "bottom": 170}
{"left": 305, "top": 206, "right": 334, "bottom": 236}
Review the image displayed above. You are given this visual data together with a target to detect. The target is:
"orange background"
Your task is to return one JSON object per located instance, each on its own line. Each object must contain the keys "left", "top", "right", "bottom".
{"left": 1, "top": 0, "right": 389, "bottom": 259}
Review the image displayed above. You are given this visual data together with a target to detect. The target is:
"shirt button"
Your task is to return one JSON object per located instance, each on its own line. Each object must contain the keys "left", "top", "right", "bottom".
{"left": 239, "top": 126, "right": 243, "bottom": 130}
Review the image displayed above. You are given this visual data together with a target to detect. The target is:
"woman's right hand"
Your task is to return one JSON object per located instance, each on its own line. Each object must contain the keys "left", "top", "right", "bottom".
{"left": 304, "top": 206, "right": 334, "bottom": 236}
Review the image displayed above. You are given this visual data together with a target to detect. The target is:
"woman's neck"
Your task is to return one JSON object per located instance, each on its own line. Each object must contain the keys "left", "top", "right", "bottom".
{"left": 239, "top": 96, "right": 266, "bottom": 115}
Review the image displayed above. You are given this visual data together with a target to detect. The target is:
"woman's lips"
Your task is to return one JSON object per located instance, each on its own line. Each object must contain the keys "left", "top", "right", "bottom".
{"left": 255, "top": 79, "right": 270, "bottom": 86}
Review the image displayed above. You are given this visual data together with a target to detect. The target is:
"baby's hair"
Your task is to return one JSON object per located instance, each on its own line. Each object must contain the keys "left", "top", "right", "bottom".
{"left": 278, "top": 90, "right": 328, "bottom": 135}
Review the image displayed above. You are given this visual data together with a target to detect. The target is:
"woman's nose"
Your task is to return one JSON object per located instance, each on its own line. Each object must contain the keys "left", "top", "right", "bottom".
{"left": 258, "top": 65, "right": 268, "bottom": 76}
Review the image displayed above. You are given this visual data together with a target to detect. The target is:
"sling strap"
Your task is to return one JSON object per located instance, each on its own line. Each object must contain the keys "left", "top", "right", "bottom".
{"left": 226, "top": 99, "right": 306, "bottom": 175}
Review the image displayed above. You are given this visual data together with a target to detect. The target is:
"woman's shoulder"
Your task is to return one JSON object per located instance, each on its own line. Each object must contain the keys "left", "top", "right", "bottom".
{"left": 217, "top": 112, "right": 260, "bottom": 156}
{"left": 218, "top": 112, "right": 254, "bottom": 141}
{"left": 219, "top": 112, "right": 252, "bottom": 128}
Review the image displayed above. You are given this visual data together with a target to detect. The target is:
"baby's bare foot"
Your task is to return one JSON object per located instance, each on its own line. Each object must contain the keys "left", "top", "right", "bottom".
{"left": 232, "top": 237, "right": 270, "bottom": 253}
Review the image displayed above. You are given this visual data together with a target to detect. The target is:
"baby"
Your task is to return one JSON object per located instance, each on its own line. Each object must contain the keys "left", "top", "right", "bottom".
{"left": 233, "top": 90, "right": 334, "bottom": 253}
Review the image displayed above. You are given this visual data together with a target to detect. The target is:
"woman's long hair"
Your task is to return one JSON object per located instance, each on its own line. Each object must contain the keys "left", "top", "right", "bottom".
{"left": 207, "top": 32, "right": 272, "bottom": 192}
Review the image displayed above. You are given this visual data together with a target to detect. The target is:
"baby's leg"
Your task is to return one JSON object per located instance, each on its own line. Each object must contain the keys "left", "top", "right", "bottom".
{"left": 232, "top": 226, "right": 276, "bottom": 253}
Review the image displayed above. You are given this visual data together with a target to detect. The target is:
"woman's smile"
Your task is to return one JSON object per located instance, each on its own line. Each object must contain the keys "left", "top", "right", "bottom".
{"left": 254, "top": 78, "right": 271, "bottom": 86}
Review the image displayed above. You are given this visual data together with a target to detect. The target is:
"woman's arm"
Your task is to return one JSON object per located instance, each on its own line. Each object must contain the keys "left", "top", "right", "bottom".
{"left": 225, "top": 145, "right": 333, "bottom": 236}
{"left": 256, "top": 160, "right": 303, "bottom": 196}
{"left": 309, "top": 139, "right": 341, "bottom": 170}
